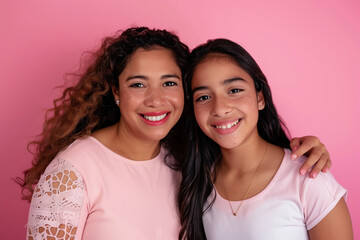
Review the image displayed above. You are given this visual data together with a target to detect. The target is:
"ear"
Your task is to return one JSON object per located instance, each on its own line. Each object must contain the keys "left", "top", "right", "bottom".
{"left": 257, "top": 91, "right": 265, "bottom": 110}
{"left": 112, "top": 85, "right": 119, "bottom": 105}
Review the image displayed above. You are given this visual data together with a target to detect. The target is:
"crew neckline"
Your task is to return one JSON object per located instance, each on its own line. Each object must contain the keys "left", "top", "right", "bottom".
{"left": 85, "top": 136, "right": 164, "bottom": 164}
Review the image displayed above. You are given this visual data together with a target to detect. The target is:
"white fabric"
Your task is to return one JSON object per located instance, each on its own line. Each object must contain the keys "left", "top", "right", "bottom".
{"left": 27, "top": 160, "right": 84, "bottom": 239}
{"left": 203, "top": 148, "right": 347, "bottom": 240}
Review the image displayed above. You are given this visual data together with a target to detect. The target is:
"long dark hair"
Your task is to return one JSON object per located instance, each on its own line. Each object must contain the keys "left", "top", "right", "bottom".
{"left": 178, "top": 39, "right": 290, "bottom": 239}
{"left": 17, "top": 27, "right": 190, "bottom": 201}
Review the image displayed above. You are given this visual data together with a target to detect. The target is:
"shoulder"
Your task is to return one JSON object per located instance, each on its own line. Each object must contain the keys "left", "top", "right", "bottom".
{"left": 280, "top": 148, "right": 343, "bottom": 189}
{"left": 276, "top": 149, "right": 347, "bottom": 229}
{"left": 44, "top": 136, "right": 108, "bottom": 181}
{"left": 56, "top": 136, "right": 105, "bottom": 164}
{"left": 281, "top": 149, "right": 346, "bottom": 229}
{"left": 60, "top": 136, "right": 103, "bottom": 156}
{"left": 275, "top": 149, "right": 346, "bottom": 201}
{"left": 279, "top": 149, "right": 345, "bottom": 192}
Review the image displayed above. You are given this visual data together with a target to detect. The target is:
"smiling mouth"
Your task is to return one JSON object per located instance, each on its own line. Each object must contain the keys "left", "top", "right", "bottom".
{"left": 212, "top": 119, "right": 241, "bottom": 129}
{"left": 141, "top": 113, "right": 168, "bottom": 122}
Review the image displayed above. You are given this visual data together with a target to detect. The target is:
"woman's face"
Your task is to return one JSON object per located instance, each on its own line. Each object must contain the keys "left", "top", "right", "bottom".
{"left": 191, "top": 54, "right": 264, "bottom": 150}
{"left": 113, "top": 46, "right": 184, "bottom": 143}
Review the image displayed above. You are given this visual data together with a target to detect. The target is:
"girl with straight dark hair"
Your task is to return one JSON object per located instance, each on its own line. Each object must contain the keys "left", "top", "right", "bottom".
{"left": 179, "top": 39, "right": 353, "bottom": 240}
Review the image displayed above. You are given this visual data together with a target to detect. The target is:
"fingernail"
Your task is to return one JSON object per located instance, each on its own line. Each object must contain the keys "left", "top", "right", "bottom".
{"left": 323, "top": 168, "right": 328, "bottom": 173}
{"left": 291, "top": 154, "right": 297, "bottom": 160}
{"left": 293, "top": 146, "right": 298, "bottom": 151}
{"left": 311, "top": 172, "right": 318, "bottom": 178}
{"left": 300, "top": 169, "right": 306, "bottom": 175}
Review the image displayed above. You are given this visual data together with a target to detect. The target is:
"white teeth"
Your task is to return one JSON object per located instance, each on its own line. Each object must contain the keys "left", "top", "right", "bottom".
{"left": 215, "top": 119, "right": 240, "bottom": 129}
{"left": 143, "top": 113, "right": 167, "bottom": 121}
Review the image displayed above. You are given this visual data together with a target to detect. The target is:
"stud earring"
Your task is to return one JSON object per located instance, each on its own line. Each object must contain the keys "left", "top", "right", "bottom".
{"left": 116, "top": 100, "right": 119, "bottom": 105}
{"left": 258, "top": 104, "right": 265, "bottom": 110}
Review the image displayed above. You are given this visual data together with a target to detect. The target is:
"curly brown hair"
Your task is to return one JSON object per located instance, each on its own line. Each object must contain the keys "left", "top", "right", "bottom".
{"left": 17, "top": 27, "right": 190, "bottom": 201}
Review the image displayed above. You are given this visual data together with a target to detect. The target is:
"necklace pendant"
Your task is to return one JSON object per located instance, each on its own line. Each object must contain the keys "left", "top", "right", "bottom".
{"left": 233, "top": 213, "right": 236, "bottom": 216}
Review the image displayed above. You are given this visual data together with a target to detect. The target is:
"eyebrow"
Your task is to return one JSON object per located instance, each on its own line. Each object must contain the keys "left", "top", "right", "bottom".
{"left": 223, "top": 77, "right": 245, "bottom": 84}
{"left": 192, "top": 77, "right": 245, "bottom": 94}
{"left": 126, "top": 74, "right": 181, "bottom": 81}
{"left": 161, "top": 74, "right": 181, "bottom": 80}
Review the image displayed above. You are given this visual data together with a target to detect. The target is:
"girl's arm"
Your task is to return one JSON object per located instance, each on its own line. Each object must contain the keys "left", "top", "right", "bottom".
{"left": 308, "top": 197, "right": 353, "bottom": 240}
{"left": 290, "top": 136, "right": 331, "bottom": 178}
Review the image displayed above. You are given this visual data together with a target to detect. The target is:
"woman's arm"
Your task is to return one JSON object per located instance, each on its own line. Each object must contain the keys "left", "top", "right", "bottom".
{"left": 27, "top": 159, "right": 86, "bottom": 240}
{"left": 290, "top": 136, "right": 331, "bottom": 178}
{"left": 308, "top": 198, "right": 353, "bottom": 240}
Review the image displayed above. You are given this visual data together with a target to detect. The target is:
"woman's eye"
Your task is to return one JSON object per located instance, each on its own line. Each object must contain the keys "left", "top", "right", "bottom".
{"left": 229, "top": 88, "right": 243, "bottom": 94}
{"left": 163, "top": 81, "right": 177, "bottom": 87}
{"left": 129, "top": 83, "right": 144, "bottom": 88}
{"left": 195, "top": 95, "right": 210, "bottom": 102}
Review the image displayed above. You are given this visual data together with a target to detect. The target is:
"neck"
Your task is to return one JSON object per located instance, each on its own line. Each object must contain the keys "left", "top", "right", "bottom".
{"left": 112, "top": 123, "right": 161, "bottom": 161}
{"left": 220, "top": 135, "right": 268, "bottom": 175}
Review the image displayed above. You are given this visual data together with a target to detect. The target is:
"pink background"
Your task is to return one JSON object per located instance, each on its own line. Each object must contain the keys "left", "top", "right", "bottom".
{"left": 1, "top": 0, "right": 359, "bottom": 238}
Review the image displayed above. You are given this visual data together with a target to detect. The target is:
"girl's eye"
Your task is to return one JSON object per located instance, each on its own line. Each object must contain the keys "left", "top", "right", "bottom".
{"left": 229, "top": 88, "right": 243, "bottom": 94}
{"left": 195, "top": 95, "right": 210, "bottom": 102}
{"left": 163, "top": 81, "right": 177, "bottom": 87}
{"left": 129, "top": 83, "right": 144, "bottom": 88}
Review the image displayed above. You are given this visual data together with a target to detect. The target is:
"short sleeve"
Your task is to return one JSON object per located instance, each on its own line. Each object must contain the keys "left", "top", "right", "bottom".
{"left": 27, "top": 159, "right": 86, "bottom": 240}
{"left": 301, "top": 171, "right": 347, "bottom": 230}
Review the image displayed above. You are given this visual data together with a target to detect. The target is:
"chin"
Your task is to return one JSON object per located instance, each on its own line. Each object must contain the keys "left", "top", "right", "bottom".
{"left": 218, "top": 144, "right": 237, "bottom": 150}
{"left": 215, "top": 139, "right": 242, "bottom": 150}
{"left": 148, "top": 132, "right": 170, "bottom": 142}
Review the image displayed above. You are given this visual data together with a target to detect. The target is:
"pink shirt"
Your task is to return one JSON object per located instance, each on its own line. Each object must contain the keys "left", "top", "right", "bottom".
{"left": 27, "top": 136, "right": 180, "bottom": 239}
{"left": 203, "top": 149, "right": 347, "bottom": 240}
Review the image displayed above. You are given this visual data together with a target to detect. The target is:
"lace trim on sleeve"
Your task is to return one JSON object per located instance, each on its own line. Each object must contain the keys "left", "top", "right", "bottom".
{"left": 27, "top": 159, "right": 85, "bottom": 240}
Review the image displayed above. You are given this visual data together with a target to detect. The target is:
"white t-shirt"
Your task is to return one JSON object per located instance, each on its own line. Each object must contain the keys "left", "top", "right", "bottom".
{"left": 203, "top": 149, "right": 346, "bottom": 240}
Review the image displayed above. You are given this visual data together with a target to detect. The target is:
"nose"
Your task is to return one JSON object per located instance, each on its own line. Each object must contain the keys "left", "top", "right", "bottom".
{"left": 144, "top": 86, "right": 165, "bottom": 108}
{"left": 211, "top": 96, "right": 231, "bottom": 117}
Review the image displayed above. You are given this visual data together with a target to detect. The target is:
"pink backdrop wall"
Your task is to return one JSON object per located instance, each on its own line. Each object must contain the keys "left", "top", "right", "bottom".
{"left": 1, "top": 0, "right": 359, "bottom": 238}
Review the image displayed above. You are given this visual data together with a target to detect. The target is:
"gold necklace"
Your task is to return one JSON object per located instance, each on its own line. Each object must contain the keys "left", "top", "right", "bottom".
{"left": 220, "top": 143, "right": 268, "bottom": 216}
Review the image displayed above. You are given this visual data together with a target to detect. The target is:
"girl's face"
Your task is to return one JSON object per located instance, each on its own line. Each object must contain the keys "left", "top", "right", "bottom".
{"left": 191, "top": 54, "right": 265, "bottom": 150}
{"left": 113, "top": 46, "right": 184, "bottom": 143}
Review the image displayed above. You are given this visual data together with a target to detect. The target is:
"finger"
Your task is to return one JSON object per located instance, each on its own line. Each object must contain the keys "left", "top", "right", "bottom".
{"left": 321, "top": 153, "right": 332, "bottom": 172}
{"left": 298, "top": 148, "right": 323, "bottom": 175}
{"left": 291, "top": 141, "right": 314, "bottom": 160}
{"left": 289, "top": 137, "right": 301, "bottom": 152}
{"left": 309, "top": 154, "right": 328, "bottom": 178}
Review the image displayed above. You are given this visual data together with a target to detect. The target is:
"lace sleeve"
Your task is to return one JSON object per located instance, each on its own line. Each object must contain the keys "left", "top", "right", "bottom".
{"left": 27, "top": 159, "right": 86, "bottom": 240}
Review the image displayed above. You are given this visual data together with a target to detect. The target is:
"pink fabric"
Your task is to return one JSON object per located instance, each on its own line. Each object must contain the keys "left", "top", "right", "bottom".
{"left": 203, "top": 149, "right": 347, "bottom": 240}
{"left": 27, "top": 136, "right": 180, "bottom": 240}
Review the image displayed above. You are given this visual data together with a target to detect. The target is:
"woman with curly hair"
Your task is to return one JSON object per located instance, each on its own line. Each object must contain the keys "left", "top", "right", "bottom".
{"left": 18, "top": 27, "right": 331, "bottom": 239}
